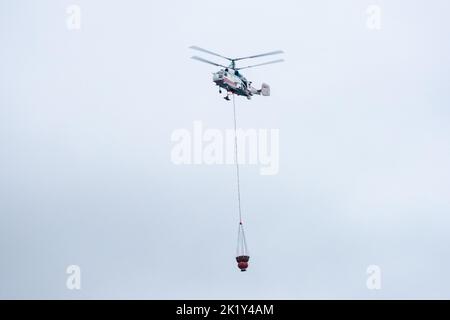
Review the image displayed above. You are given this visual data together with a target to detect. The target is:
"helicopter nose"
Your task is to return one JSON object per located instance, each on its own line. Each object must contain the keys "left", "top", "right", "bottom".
{"left": 213, "top": 73, "right": 222, "bottom": 82}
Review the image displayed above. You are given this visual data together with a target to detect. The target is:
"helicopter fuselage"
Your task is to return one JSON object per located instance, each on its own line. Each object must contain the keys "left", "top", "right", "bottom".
{"left": 212, "top": 69, "right": 256, "bottom": 99}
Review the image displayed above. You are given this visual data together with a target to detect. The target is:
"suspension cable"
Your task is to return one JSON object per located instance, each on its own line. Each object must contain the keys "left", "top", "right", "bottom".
{"left": 232, "top": 94, "right": 243, "bottom": 224}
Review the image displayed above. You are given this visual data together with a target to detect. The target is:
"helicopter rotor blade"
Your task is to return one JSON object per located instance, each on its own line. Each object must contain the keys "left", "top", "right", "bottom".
{"left": 189, "top": 46, "right": 233, "bottom": 61}
{"left": 191, "top": 56, "right": 228, "bottom": 69}
{"left": 234, "top": 50, "right": 284, "bottom": 62}
{"left": 236, "top": 59, "right": 285, "bottom": 70}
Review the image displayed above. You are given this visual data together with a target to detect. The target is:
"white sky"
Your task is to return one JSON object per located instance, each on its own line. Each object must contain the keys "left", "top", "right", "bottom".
{"left": 1, "top": 0, "right": 450, "bottom": 298}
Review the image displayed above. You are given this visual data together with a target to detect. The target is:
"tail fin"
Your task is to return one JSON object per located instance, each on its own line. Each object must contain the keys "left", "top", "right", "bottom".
{"left": 259, "top": 83, "right": 270, "bottom": 96}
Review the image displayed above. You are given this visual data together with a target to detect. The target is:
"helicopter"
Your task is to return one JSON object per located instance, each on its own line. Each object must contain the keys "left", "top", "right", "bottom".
{"left": 189, "top": 46, "right": 284, "bottom": 100}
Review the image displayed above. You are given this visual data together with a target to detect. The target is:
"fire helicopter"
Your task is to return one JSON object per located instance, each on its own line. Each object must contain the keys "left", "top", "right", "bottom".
{"left": 189, "top": 46, "right": 284, "bottom": 100}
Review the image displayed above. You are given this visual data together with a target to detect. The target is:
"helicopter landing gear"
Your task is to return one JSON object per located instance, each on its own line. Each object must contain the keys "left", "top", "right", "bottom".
{"left": 223, "top": 91, "right": 231, "bottom": 101}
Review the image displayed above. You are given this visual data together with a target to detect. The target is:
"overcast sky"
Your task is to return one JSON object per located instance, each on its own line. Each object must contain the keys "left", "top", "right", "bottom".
{"left": 1, "top": 0, "right": 450, "bottom": 299}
